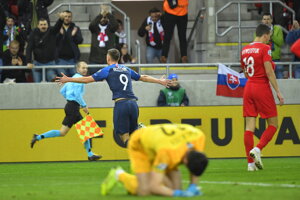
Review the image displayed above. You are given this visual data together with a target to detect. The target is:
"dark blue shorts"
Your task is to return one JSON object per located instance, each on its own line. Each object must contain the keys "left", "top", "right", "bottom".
{"left": 113, "top": 99, "right": 139, "bottom": 135}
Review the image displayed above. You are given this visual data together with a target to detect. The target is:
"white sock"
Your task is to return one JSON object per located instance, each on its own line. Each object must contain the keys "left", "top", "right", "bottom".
{"left": 115, "top": 168, "right": 125, "bottom": 180}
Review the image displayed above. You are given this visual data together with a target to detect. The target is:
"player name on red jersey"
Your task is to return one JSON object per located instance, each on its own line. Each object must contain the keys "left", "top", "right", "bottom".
{"left": 242, "top": 48, "right": 260, "bottom": 55}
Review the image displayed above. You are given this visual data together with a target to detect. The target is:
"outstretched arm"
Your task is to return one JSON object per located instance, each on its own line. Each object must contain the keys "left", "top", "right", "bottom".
{"left": 139, "top": 75, "right": 171, "bottom": 87}
{"left": 56, "top": 73, "right": 95, "bottom": 84}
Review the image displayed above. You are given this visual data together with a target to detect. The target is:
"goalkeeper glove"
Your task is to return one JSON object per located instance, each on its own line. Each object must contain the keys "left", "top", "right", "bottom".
{"left": 173, "top": 189, "right": 194, "bottom": 197}
{"left": 186, "top": 184, "right": 202, "bottom": 196}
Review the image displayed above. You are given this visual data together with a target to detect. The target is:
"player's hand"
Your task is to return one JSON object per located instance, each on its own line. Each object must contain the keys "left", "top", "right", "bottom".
{"left": 159, "top": 75, "right": 172, "bottom": 88}
{"left": 82, "top": 107, "right": 89, "bottom": 114}
{"left": 186, "top": 184, "right": 202, "bottom": 196}
{"left": 277, "top": 91, "right": 284, "bottom": 106}
{"left": 55, "top": 72, "right": 69, "bottom": 84}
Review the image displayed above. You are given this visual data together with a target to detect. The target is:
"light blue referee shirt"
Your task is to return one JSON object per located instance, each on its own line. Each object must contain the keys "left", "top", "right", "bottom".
{"left": 60, "top": 73, "right": 87, "bottom": 107}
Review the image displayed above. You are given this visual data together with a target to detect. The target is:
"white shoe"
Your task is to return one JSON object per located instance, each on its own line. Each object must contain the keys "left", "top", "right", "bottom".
{"left": 250, "top": 148, "right": 263, "bottom": 170}
{"left": 247, "top": 163, "right": 258, "bottom": 171}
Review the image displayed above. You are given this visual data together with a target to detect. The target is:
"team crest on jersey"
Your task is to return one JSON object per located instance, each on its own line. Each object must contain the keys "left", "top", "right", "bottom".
{"left": 226, "top": 73, "right": 240, "bottom": 90}
{"left": 156, "top": 163, "right": 168, "bottom": 171}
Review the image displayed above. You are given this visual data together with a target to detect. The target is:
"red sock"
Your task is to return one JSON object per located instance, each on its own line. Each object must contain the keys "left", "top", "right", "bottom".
{"left": 257, "top": 125, "right": 277, "bottom": 150}
{"left": 244, "top": 130, "right": 254, "bottom": 163}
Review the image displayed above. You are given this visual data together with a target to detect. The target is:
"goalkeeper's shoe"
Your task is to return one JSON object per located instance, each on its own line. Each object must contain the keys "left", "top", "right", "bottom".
{"left": 88, "top": 154, "right": 102, "bottom": 161}
{"left": 247, "top": 163, "right": 258, "bottom": 171}
{"left": 138, "top": 122, "right": 146, "bottom": 129}
{"left": 250, "top": 148, "right": 263, "bottom": 170}
{"left": 101, "top": 168, "right": 118, "bottom": 196}
{"left": 30, "top": 134, "right": 38, "bottom": 148}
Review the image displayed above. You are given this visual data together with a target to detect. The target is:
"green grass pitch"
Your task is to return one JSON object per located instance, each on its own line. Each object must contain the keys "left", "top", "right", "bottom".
{"left": 0, "top": 158, "right": 299, "bottom": 200}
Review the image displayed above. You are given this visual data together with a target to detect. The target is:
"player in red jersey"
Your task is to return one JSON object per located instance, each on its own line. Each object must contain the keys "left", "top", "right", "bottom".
{"left": 241, "top": 24, "right": 284, "bottom": 171}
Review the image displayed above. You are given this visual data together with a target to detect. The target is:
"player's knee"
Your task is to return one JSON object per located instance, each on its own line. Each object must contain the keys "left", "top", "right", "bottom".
{"left": 268, "top": 121, "right": 278, "bottom": 129}
{"left": 270, "top": 124, "right": 278, "bottom": 130}
{"left": 137, "top": 185, "right": 151, "bottom": 196}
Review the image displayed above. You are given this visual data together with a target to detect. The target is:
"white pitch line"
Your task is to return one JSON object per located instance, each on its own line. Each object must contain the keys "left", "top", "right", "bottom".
{"left": 1, "top": 180, "right": 299, "bottom": 189}
{"left": 184, "top": 180, "right": 300, "bottom": 188}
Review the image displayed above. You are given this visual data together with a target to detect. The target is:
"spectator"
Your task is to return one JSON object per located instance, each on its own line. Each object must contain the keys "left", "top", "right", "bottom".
{"left": 1, "top": 40, "right": 27, "bottom": 83}
{"left": 56, "top": 10, "right": 83, "bottom": 77}
{"left": 157, "top": 73, "right": 189, "bottom": 106}
{"left": 115, "top": 19, "right": 126, "bottom": 46}
{"left": 3, "top": 16, "right": 26, "bottom": 53}
{"left": 88, "top": 5, "right": 118, "bottom": 74}
{"left": 286, "top": 20, "right": 300, "bottom": 78}
{"left": 138, "top": 7, "right": 164, "bottom": 63}
{"left": 161, "top": 0, "right": 188, "bottom": 63}
{"left": 262, "top": 1, "right": 291, "bottom": 31}
{"left": 118, "top": 43, "right": 136, "bottom": 64}
{"left": 261, "top": 13, "right": 285, "bottom": 78}
{"left": 18, "top": 0, "right": 54, "bottom": 36}
{"left": 0, "top": 5, "right": 7, "bottom": 82}
{"left": 26, "top": 13, "right": 64, "bottom": 82}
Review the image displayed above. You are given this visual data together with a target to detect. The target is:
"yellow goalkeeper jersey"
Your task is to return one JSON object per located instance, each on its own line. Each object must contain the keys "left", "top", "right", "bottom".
{"left": 137, "top": 124, "right": 206, "bottom": 173}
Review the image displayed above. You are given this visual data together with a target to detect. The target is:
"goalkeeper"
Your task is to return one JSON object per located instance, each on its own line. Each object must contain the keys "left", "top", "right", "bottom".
{"left": 30, "top": 61, "right": 101, "bottom": 161}
{"left": 101, "top": 124, "right": 208, "bottom": 197}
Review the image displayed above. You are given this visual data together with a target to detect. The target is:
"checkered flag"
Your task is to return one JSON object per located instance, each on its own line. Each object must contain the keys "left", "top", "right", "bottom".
{"left": 75, "top": 114, "right": 104, "bottom": 144}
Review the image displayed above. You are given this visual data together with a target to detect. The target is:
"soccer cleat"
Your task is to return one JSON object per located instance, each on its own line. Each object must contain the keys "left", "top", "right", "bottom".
{"left": 101, "top": 168, "right": 118, "bottom": 196}
{"left": 88, "top": 154, "right": 102, "bottom": 161}
{"left": 30, "top": 134, "right": 38, "bottom": 148}
{"left": 138, "top": 122, "right": 146, "bottom": 129}
{"left": 247, "top": 163, "right": 258, "bottom": 171}
{"left": 250, "top": 148, "right": 264, "bottom": 170}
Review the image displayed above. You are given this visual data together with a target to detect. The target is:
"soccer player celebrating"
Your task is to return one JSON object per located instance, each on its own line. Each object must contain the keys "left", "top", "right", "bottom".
{"left": 101, "top": 124, "right": 208, "bottom": 197}
{"left": 56, "top": 48, "right": 170, "bottom": 147}
{"left": 30, "top": 62, "right": 101, "bottom": 161}
{"left": 241, "top": 24, "right": 284, "bottom": 171}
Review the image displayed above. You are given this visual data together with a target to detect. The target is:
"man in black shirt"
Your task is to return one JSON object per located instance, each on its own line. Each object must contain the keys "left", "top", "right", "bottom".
{"left": 2, "top": 40, "right": 27, "bottom": 83}
{"left": 138, "top": 7, "right": 164, "bottom": 63}
{"left": 56, "top": 10, "right": 83, "bottom": 76}
{"left": 26, "top": 13, "right": 64, "bottom": 82}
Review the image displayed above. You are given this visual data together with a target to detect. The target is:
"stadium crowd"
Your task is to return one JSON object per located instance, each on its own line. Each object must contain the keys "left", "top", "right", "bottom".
{"left": 1, "top": 0, "right": 300, "bottom": 83}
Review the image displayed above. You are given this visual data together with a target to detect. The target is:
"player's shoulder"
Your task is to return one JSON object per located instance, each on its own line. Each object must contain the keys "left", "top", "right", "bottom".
{"left": 242, "top": 43, "right": 255, "bottom": 51}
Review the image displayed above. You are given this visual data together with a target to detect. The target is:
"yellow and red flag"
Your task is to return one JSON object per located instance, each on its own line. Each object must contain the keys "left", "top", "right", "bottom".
{"left": 75, "top": 115, "right": 104, "bottom": 143}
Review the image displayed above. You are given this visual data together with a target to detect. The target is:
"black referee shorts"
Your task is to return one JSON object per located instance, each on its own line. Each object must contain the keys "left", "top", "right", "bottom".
{"left": 62, "top": 100, "right": 83, "bottom": 128}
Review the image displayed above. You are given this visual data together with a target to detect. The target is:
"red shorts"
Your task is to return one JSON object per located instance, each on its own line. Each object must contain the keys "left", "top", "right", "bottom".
{"left": 243, "top": 82, "right": 277, "bottom": 118}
